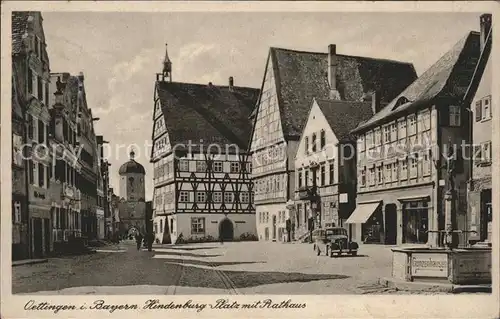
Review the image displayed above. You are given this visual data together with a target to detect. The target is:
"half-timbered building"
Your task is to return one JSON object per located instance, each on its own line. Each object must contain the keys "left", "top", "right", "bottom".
{"left": 250, "top": 44, "right": 417, "bottom": 242}
{"left": 151, "top": 45, "right": 260, "bottom": 244}
{"left": 350, "top": 28, "right": 484, "bottom": 246}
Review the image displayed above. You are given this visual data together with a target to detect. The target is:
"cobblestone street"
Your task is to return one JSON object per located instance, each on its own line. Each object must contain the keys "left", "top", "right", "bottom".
{"left": 12, "top": 241, "right": 463, "bottom": 295}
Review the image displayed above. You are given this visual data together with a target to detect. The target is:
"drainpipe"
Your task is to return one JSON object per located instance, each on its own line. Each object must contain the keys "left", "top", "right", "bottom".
{"left": 23, "top": 55, "right": 32, "bottom": 259}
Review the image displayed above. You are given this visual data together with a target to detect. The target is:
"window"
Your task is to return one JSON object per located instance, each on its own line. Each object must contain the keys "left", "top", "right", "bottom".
{"left": 385, "top": 164, "right": 392, "bottom": 183}
{"left": 13, "top": 201, "right": 21, "bottom": 224}
{"left": 423, "top": 153, "right": 431, "bottom": 176}
{"left": 320, "top": 130, "right": 326, "bottom": 149}
{"left": 305, "top": 136, "right": 309, "bottom": 154}
{"left": 224, "top": 192, "right": 234, "bottom": 203}
{"left": 358, "top": 136, "right": 365, "bottom": 153}
{"left": 30, "top": 160, "right": 37, "bottom": 186}
{"left": 449, "top": 105, "right": 461, "bottom": 127}
{"left": 408, "top": 115, "right": 416, "bottom": 135}
{"left": 482, "top": 141, "right": 492, "bottom": 162}
{"left": 213, "top": 161, "right": 223, "bottom": 172}
{"left": 241, "top": 192, "right": 250, "bottom": 203}
{"left": 45, "top": 82, "right": 49, "bottom": 107}
{"left": 298, "top": 170, "right": 303, "bottom": 188}
{"left": 392, "top": 162, "right": 398, "bottom": 182}
{"left": 384, "top": 126, "right": 391, "bottom": 143}
{"left": 304, "top": 170, "right": 309, "bottom": 186}
{"left": 196, "top": 191, "right": 206, "bottom": 202}
{"left": 398, "top": 118, "right": 407, "bottom": 140}
{"left": 213, "top": 191, "right": 222, "bottom": 203}
{"left": 369, "top": 167, "right": 375, "bottom": 186}
{"left": 38, "top": 119, "right": 45, "bottom": 143}
{"left": 179, "top": 191, "right": 189, "bottom": 202}
{"left": 377, "top": 165, "right": 383, "bottom": 184}
{"left": 320, "top": 165, "right": 325, "bottom": 186}
{"left": 410, "top": 155, "right": 418, "bottom": 178}
{"left": 475, "top": 100, "right": 482, "bottom": 122}
{"left": 391, "top": 122, "right": 398, "bottom": 141}
{"left": 27, "top": 114, "right": 34, "bottom": 140}
{"left": 360, "top": 167, "right": 366, "bottom": 187}
{"left": 312, "top": 133, "right": 317, "bottom": 152}
{"left": 329, "top": 161, "right": 335, "bottom": 185}
{"left": 366, "top": 131, "right": 373, "bottom": 148}
{"left": 37, "top": 76, "right": 43, "bottom": 101}
{"left": 196, "top": 161, "right": 206, "bottom": 172}
{"left": 191, "top": 217, "right": 205, "bottom": 235}
{"left": 179, "top": 160, "right": 189, "bottom": 172}
{"left": 27, "top": 69, "right": 33, "bottom": 94}
{"left": 483, "top": 96, "right": 492, "bottom": 120}
{"left": 230, "top": 162, "right": 240, "bottom": 173}
{"left": 374, "top": 128, "right": 381, "bottom": 145}
{"left": 401, "top": 159, "right": 408, "bottom": 180}
{"left": 38, "top": 163, "right": 45, "bottom": 188}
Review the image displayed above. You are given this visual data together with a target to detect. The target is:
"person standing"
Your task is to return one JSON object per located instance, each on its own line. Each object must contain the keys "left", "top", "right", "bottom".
{"left": 135, "top": 233, "right": 143, "bottom": 250}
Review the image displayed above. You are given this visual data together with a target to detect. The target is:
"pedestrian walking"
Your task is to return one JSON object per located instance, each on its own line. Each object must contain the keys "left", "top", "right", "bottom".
{"left": 135, "top": 233, "right": 143, "bottom": 250}
{"left": 146, "top": 233, "right": 154, "bottom": 252}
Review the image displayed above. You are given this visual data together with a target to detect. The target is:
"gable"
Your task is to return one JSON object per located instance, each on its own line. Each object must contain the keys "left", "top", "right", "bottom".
{"left": 151, "top": 86, "right": 171, "bottom": 160}
{"left": 295, "top": 100, "right": 338, "bottom": 167}
{"left": 250, "top": 53, "right": 285, "bottom": 152}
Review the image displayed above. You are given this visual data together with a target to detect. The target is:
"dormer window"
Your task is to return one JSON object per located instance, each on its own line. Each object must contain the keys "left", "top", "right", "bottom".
{"left": 392, "top": 96, "right": 409, "bottom": 111}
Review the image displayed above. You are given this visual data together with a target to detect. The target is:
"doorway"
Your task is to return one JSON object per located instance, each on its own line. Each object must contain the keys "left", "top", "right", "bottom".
{"left": 32, "top": 218, "right": 43, "bottom": 258}
{"left": 385, "top": 204, "right": 398, "bottom": 245}
{"left": 219, "top": 218, "right": 234, "bottom": 241}
{"left": 402, "top": 201, "right": 428, "bottom": 244}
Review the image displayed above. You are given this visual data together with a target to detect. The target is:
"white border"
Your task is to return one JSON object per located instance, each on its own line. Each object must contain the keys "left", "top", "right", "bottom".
{"left": 1, "top": 1, "right": 499, "bottom": 318}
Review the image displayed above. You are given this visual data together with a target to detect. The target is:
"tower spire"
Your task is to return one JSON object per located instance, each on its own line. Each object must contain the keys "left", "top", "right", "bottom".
{"left": 162, "top": 43, "right": 172, "bottom": 82}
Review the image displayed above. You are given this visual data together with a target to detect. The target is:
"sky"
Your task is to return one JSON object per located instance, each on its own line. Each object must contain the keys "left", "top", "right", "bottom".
{"left": 41, "top": 11, "right": 483, "bottom": 201}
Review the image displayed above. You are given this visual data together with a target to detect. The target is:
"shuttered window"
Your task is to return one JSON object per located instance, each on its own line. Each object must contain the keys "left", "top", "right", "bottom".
{"left": 475, "top": 100, "right": 482, "bottom": 122}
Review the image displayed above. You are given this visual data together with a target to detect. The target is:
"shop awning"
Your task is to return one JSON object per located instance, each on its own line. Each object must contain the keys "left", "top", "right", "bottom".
{"left": 345, "top": 201, "right": 381, "bottom": 224}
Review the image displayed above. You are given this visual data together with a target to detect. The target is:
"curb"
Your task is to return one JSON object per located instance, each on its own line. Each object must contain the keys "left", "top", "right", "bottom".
{"left": 379, "top": 277, "right": 492, "bottom": 293}
{"left": 12, "top": 259, "right": 48, "bottom": 267}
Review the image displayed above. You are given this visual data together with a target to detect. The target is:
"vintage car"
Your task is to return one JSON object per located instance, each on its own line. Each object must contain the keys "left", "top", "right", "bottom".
{"left": 314, "top": 227, "right": 358, "bottom": 257}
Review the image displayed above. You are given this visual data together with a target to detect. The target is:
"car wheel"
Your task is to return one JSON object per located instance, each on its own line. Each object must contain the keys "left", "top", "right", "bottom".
{"left": 337, "top": 250, "right": 342, "bottom": 257}
{"left": 351, "top": 251, "right": 358, "bottom": 256}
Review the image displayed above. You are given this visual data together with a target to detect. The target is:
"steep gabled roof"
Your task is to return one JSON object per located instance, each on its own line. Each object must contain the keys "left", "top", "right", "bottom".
{"left": 315, "top": 99, "right": 374, "bottom": 142}
{"left": 353, "top": 31, "right": 481, "bottom": 133}
{"left": 156, "top": 81, "right": 260, "bottom": 152}
{"left": 267, "top": 47, "right": 417, "bottom": 138}
{"left": 463, "top": 29, "right": 492, "bottom": 105}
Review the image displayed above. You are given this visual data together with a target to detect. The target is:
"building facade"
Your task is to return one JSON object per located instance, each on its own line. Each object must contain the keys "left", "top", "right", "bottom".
{"left": 151, "top": 45, "right": 259, "bottom": 244}
{"left": 12, "top": 11, "right": 54, "bottom": 259}
{"left": 294, "top": 98, "right": 374, "bottom": 241}
{"left": 48, "top": 73, "right": 83, "bottom": 251}
{"left": 466, "top": 14, "right": 493, "bottom": 244}
{"left": 118, "top": 150, "right": 147, "bottom": 236}
{"left": 350, "top": 29, "right": 485, "bottom": 246}
{"left": 250, "top": 44, "right": 417, "bottom": 242}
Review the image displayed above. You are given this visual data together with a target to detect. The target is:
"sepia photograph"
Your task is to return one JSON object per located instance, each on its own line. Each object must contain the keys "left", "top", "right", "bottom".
{"left": 1, "top": 1, "right": 499, "bottom": 318}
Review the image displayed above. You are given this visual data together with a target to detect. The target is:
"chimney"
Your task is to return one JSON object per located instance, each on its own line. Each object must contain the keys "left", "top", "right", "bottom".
{"left": 229, "top": 76, "right": 234, "bottom": 92}
{"left": 328, "top": 44, "right": 341, "bottom": 100}
{"left": 208, "top": 82, "right": 213, "bottom": 88}
{"left": 480, "top": 13, "right": 492, "bottom": 51}
{"left": 78, "top": 72, "right": 84, "bottom": 91}
{"left": 371, "top": 91, "right": 381, "bottom": 114}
